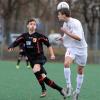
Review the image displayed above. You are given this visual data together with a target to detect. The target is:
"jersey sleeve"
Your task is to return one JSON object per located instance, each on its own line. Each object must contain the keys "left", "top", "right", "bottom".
{"left": 71, "top": 21, "right": 83, "bottom": 40}
{"left": 40, "top": 34, "right": 51, "bottom": 47}
{"left": 8, "top": 34, "right": 25, "bottom": 48}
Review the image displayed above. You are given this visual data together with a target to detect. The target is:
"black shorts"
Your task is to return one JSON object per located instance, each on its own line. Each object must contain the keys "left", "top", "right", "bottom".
{"left": 29, "top": 55, "right": 47, "bottom": 75}
{"left": 28, "top": 54, "right": 47, "bottom": 67}
{"left": 19, "top": 51, "right": 27, "bottom": 57}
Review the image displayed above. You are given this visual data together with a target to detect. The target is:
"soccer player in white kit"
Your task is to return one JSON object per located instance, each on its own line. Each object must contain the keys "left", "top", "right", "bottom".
{"left": 57, "top": 8, "right": 88, "bottom": 100}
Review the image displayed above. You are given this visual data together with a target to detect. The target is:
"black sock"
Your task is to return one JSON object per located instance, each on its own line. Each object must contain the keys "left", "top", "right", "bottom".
{"left": 17, "top": 59, "right": 20, "bottom": 65}
{"left": 34, "top": 72, "right": 46, "bottom": 91}
{"left": 44, "top": 77, "right": 62, "bottom": 92}
{"left": 40, "top": 82, "right": 46, "bottom": 92}
{"left": 26, "top": 59, "right": 29, "bottom": 66}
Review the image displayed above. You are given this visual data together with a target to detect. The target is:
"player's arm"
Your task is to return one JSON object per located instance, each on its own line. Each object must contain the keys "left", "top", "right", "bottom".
{"left": 40, "top": 35, "right": 55, "bottom": 60}
{"left": 40, "top": 34, "right": 51, "bottom": 46}
{"left": 60, "top": 27, "right": 81, "bottom": 41}
{"left": 8, "top": 35, "right": 24, "bottom": 51}
{"left": 48, "top": 46, "right": 55, "bottom": 60}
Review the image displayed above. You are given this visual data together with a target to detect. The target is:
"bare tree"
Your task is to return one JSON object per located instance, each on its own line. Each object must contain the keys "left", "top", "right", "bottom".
{"left": 0, "top": 0, "right": 33, "bottom": 41}
{"left": 0, "top": 0, "right": 57, "bottom": 37}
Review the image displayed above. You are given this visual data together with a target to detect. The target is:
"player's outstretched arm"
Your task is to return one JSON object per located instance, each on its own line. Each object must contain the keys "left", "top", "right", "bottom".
{"left": 8, "top": 35, "right": 24, "bottom": 51}
{"left": 8, "top": 48, "right": 14, "bottom": 52}
{"left": 48, "top": 46, "right": 55, "bottom": 60}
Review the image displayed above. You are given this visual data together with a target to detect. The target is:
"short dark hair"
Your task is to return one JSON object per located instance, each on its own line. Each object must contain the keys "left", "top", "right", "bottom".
{"left": 57, "top": 8, "right": 71, "bottom": 17}
{"left": 27, "top": 18, "right": 36, "bottom": 25}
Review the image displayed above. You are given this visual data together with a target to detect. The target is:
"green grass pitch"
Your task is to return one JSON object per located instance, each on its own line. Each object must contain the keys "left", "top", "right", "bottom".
{"left": 0, "top": 60, "right": 100, "bottom": 100}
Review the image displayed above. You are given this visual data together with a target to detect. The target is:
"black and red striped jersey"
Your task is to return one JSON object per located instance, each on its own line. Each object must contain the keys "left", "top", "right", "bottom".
{"left": 9, "top": 32, "right": 51, "bottom": 58}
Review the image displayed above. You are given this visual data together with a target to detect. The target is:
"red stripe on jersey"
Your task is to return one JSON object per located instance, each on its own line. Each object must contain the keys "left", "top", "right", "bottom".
{"left": 36, "top": 42, "right": 40, "bottom": 53}
{"left": 16, "top": 37, "right": 24, "bottom": 42}
{"left": 39, "top": 38, "right": 48, "bottom": 41}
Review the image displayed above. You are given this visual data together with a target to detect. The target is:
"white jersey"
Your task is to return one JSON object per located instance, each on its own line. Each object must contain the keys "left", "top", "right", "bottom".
{"left": 63, "top": 17, "right": 87, "bottom": 48}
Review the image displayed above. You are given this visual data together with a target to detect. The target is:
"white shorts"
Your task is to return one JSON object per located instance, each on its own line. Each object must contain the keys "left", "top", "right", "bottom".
{"left": 65, "top": 47, "right": 88, "bottom": 66}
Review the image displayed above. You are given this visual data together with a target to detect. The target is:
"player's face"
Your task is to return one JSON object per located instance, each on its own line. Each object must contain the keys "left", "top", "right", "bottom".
{"left": 57, "top": 12, "right": 65, "bottom": 21}
{"left": 27, "top": 21, "right": 37, "bottom": 32}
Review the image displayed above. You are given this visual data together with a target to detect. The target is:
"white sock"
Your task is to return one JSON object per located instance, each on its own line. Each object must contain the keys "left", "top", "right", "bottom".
{"left": 76, "top": 74, "right": 84, "bottom": 94}
{"left": 64, "top": 68, "right": 71, "bottom": 88}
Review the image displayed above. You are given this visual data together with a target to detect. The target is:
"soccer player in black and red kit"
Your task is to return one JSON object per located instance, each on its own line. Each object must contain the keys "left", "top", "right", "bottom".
{"left": 16, "top": 43, "right": 30, "bottom": 69}
{"left": 8, "top": 18, "right": 67, "bottom": 99}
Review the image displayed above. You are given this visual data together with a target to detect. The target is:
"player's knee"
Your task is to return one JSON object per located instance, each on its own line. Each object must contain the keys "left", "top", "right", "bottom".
{"left": 32, "top": 64, "right": 40, "bottom": 73}
{"left": 33, "top": 67, "right": 40, "bottom": 73}
{"left": 78, "top": 66, "right": 84, "bottom": 74}
{"left": 64, "top": 61, "right": 70, "bottom": 68}
{"left": 33, "top": 64, "right": 47, "bottom": 80}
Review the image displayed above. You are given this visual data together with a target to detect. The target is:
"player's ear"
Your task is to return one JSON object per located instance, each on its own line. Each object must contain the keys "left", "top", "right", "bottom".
{"left": 34, "top": 24, "right": 37, "bottom": 30}
{"left": 27, "top": 24, "right": 29, "bottom": 28}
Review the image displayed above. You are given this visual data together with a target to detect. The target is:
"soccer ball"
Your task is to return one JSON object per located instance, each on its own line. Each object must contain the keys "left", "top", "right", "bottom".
{"left": 57, "top": 2, "right": 69, "bottom": 10}
{"left": 48, "top": 33, "right": 62, "bottom": 45}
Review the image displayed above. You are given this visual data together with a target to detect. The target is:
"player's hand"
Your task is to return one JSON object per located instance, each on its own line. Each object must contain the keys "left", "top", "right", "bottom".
{"left": 55, "top": 37, "right": 63, "bottom": 42}
{"left": 8, "top": 48, "right": 14, "bottom": 52}
{"left": 60, "top": 27, "right": 67, "bottom": 33}
{"left": 50, "top": 55, "right": 55, "bottom": 60}
{"left": 60, "top": 27, "right": 70, "bottom": 34}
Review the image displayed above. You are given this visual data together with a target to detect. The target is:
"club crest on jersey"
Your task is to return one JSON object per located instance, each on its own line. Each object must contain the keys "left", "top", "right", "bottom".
{"left": 33, "top": 38, "right": 37, "bottom": 42}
